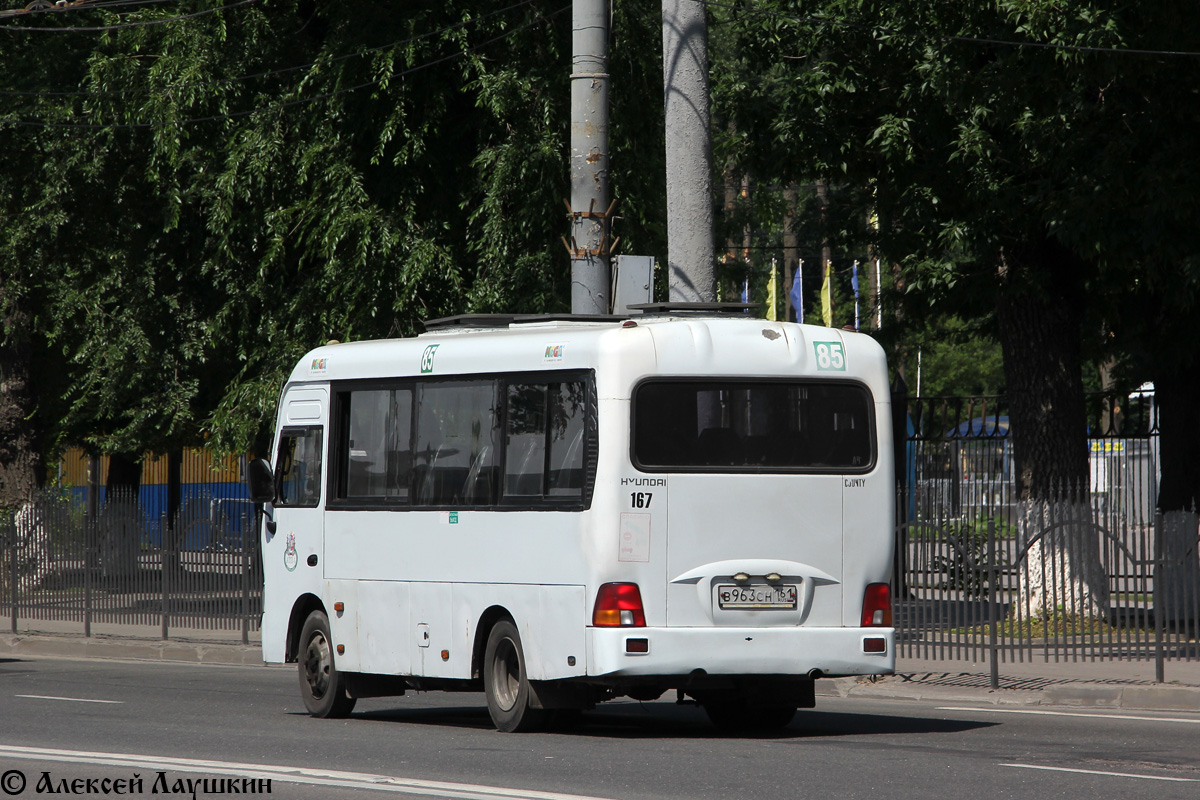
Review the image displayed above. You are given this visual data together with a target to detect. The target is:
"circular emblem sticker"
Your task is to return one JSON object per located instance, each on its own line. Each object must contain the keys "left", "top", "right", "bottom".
{"left": 284, "top": 532, "right": 299, "bottom": 572}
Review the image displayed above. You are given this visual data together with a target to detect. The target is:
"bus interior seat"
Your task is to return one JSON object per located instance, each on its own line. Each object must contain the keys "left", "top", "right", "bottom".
{"left": 505, "top": 438, "right": 544, "bottom": 497}
{"left": 769, "top": 430, "right": 806, "bottom": 465}
{"left": 461, "top": 447, "right": 496, "bottom": 505}
{"left": 697, "top": 426, "right": 745, "bottom": 466}
{"left": 386, "top": 450, "right": 413, "bottom": 498}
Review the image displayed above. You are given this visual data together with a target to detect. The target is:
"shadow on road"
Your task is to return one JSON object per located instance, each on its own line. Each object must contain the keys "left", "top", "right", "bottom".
{"left": 345, "top": 700, "right": 999, "bottom": 740}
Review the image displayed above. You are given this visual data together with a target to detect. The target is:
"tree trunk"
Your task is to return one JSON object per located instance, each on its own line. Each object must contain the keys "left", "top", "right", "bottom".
{"left": 0, "top": 294, "right": 47, "bottom": 595}
{"left": 1152, "top": 369, "right": 1200, "bottom": 625}
{"left": 996, "top": 242, "right": 1107, "bottom": 620}
{"left": 99, "top": 453, "right": 143, "bottom": 578}
{"left": 0, "top": 294, "right": 42, "bottom": 509}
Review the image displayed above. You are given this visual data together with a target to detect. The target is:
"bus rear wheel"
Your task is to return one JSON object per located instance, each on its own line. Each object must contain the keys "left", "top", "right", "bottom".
{"left": 298, "top": 610, "right": 357, "bottom": 719}
{"left": 483, "top": 619, "right": 548, "bottom": 733}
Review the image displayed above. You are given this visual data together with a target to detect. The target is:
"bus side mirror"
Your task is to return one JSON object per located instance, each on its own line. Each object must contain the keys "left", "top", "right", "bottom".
{"left": 247, "top": 458, "right": 276, "bottom": 504}
{"left": 247, "top": 458, "right": 278, "bottom": 536}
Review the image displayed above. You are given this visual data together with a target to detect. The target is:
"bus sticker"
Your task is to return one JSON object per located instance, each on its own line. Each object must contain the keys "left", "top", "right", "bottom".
{"left": 283, "top": 533, "right": 298, "bottom": 572}
{"left": 420, "top": 344, "right": 439, "bottom": 373}
{"left": 813, "top": 341, "right": 846, "bottom": 371}
{"left": 619, "top": 512, "right": 650, "bottom": 562}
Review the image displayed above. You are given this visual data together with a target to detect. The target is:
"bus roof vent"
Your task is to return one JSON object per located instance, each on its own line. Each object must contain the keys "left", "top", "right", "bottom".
{"left": 626, "top": 302, "right": 760, "bottom": 316}
{"left": 423, "top": 313, "right": 626, "bottom": 330}
{"left": 422, "top": 314, "right": 519, "bottom": 330}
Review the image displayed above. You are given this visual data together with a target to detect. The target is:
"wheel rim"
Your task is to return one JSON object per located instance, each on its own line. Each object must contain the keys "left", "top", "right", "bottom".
{"left": 303, "top": 631, "right": 332, "bottom": 700}
{"left": 490, "top": 636, "right": 521, "bottom": 712}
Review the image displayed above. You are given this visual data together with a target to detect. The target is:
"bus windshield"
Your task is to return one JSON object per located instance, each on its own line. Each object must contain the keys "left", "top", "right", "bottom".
{"left": 632, "top": 380, "right": 874, "bottom": 472}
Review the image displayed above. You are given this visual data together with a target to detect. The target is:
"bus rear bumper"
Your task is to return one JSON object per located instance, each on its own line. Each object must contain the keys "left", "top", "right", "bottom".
{"left": 587, "top": 626, "right": 895, "bottom": 679}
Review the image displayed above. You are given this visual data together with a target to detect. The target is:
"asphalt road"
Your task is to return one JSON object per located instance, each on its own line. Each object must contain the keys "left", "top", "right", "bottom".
{"left": 0, "top": 656, "right": 1197, "bottom": 800}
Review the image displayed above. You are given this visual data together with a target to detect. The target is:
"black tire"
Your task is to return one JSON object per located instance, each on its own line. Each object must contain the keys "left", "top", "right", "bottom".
{"left": 704, "top": 698, "right": 796, "bottom": 733}
{"left": 483, "top": 619, "right": 548, "bottom": 733}
{"left": 297, "top": 610, "right": 356, "bottom": 718}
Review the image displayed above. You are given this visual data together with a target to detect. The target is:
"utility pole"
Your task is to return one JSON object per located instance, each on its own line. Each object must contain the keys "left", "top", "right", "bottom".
{"left": 568, "top": 0, "right": 612, "bottom": 315}
{"left": 662, "top": 0, "right": 715, "bottom": 302}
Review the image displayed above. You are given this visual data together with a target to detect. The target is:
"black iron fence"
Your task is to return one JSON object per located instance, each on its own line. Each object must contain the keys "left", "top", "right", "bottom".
{"left": 897, "top": 393, "right": 1199, "bottom": 684}
{"left": 2, "top": 486, "right": 260, "bottom": 642}
{"left": 3, "top": 393, "right": 1197, "bottom": 682}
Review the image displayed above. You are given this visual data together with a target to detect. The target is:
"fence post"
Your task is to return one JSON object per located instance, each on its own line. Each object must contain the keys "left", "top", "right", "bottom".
{"left": 161, "top": 513, "right": 170, "bottom": 641}
{"left": 9, "top": 516, "right": 16, "bottom": 635}
{"left": 891, "top": 376, "right": 910, "bottom": 598}
{"left": 1152, "top": 510, "right": 1166, "bottom": 683}
{"left": 241, "top": 516, "right": 250, "bottom": 646}
{"left": 987, "top": 516, "right": 1000, "bottom": 690}
{"left": 83, "top": 515, "right": 92, "bottom": 638}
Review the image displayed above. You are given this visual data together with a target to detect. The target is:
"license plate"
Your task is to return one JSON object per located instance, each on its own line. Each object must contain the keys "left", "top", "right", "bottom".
{"left": 716, "top": 584, "right": 798, "bottom": 609}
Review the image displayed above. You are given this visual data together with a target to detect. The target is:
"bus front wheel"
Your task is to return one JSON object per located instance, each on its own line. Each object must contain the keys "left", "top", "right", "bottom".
{"left": 298, "top": 610, "right": 357, "bottom": 719}
{"left": 483, "top": 619, "right": 548, "bottom": 732}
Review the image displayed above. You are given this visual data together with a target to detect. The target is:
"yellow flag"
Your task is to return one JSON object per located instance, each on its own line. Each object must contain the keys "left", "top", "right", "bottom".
{"left": 820, "top": 262, "right": 833, "bottom": 326}
{"left": 767, "top": 259, "right": 778, "bottom": 321}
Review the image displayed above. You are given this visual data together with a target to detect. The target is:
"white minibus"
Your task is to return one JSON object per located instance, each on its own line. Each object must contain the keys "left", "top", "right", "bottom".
{"left": 247, "top": 305, "right": 895, "bottom": 732}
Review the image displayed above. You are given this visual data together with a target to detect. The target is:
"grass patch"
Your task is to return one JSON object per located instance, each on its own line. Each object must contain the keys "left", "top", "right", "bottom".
{"left": 954, "top": 611, "right": 1118, "bottom": 639}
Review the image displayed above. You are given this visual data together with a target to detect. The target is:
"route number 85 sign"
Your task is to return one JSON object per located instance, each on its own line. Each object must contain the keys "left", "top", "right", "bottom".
{"left": 813, "top": 341, "right": 846, "bottom": 371}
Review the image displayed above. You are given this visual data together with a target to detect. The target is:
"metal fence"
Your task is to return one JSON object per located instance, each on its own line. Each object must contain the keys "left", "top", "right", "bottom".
{"left": 2, "top": 486, "right": 261, "bottom": 642}
{"left": 897, "top": 394, "right": 1199, "bottom": 684}
{"left": 3, "top": 393, "right": 1197, "bottom": 679}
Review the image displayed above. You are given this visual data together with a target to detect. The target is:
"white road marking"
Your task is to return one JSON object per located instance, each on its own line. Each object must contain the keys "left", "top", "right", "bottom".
{"left": 0, "top": 745, "right": 621, "bottom": 800}
{"left": 937, "top": 706, "right": 1200, "bottom": 724}
{"left": 1001, "top": 763, "right": 1198, "bottom": 783}
{"left": 15, "top": 695, "right": 123, "bottom": 704}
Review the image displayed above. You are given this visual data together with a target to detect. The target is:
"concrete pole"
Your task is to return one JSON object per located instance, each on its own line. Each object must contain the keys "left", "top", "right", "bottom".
{"left": 662, "top": 0, "right": 715, "bottom": 302}
{"left": 569, "top": 0, "right": 611, "bottom": 315}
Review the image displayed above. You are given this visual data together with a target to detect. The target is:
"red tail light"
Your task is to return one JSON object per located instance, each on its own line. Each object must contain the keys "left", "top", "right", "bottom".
{"left": 861, "top": 583, "right": 892, "bottom": 627}
{"left": 592, "top": 582, "right": 646, "bottom": 627}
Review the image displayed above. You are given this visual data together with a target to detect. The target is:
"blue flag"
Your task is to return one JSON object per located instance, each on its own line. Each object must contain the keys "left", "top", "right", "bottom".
{"left": 789, "top": 260, "right": 803, "bottom": 323}
{"left": 852, "top": 261, "right": 860, "bottom": 330}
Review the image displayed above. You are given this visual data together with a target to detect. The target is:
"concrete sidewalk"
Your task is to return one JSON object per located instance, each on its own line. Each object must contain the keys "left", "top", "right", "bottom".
{"left": 3, "top": 621, "right": 1198, "bottom": 713}
{"left": 822, "top": 655, "right": 1200, "bottom": 713}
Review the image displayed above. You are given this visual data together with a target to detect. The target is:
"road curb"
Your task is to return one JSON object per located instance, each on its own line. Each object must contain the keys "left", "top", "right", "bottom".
{"left": 819, "top": 674, "right": 1200, "bottom": 713}
{"left": 1041, "top": 682, "right": 1200, "bottom": 712}
{"left": 0, "top": 632, "right": 265, "bottom": 667}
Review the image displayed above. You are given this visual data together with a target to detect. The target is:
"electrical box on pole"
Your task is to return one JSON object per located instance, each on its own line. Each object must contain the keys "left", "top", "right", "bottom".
{"left": 613, "top": 255, "right": 655, "bottom": 314}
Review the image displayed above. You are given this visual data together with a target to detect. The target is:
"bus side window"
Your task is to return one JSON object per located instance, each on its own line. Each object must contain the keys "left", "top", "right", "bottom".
{"left": 504, "top": 384, "right": 548, "bottom": 497}
{"left": 415, "top": 381, "right": 501, "bottom": 507}
{"left": 277, "top": 427, "right": 323, "bottom": 507}
{"left": 546, "top": 381, "right": 586, "bottom": 497}
{"left": 341, "top": 388, "right": 412, "bottom": 502}
{"left": 503, "top": 379, "right": 587, "bottom": 502}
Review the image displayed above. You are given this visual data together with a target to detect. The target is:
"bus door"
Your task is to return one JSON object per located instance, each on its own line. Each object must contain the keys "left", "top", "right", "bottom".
{"left": 261, "top": 389, "right": 328, "bottom": 661}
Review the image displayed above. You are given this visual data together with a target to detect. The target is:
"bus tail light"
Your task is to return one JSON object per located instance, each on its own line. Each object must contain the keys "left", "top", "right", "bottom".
{"left": 861, "top": 583, "right": 892, "bottom": 627}
{"left": 593, "top": 582, "right": 646, "bottom": 627}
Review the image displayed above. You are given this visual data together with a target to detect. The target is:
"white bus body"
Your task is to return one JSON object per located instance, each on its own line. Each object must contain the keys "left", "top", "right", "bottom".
{"left": 253, "top": 310, "right": 895, "bottom": 731}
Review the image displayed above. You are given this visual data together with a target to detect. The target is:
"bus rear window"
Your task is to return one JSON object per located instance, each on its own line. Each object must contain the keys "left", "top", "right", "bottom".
{"left": 633, "top": 380, "right": 874, "bottom": 472}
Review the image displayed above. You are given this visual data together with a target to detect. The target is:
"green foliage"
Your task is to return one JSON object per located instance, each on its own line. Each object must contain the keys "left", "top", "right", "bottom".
{"left": 1, "top": 1, "right": 585, "bottom": 457}
{"left": 971, "top": 609, "right": 1117, "bottom": 640}
{"left": 927, "top": 516, "right": 1012, "bottom": 598}
{"left": 914, "top": 316, "right": 1005, "bottom": 397}
{"left": 710, "top": 1, "right": 1200, "bottom": 326}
